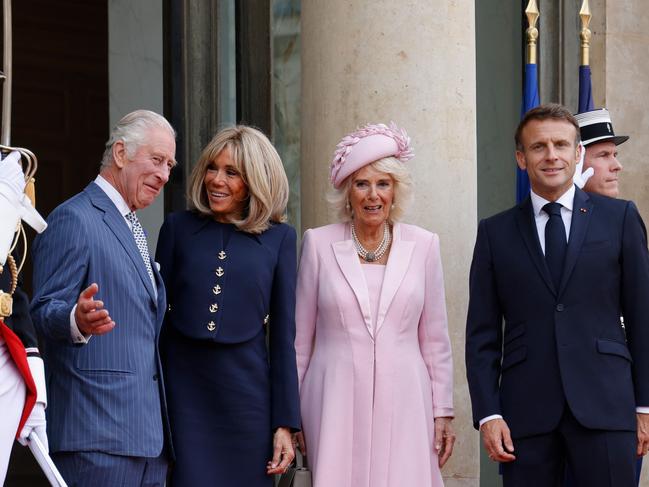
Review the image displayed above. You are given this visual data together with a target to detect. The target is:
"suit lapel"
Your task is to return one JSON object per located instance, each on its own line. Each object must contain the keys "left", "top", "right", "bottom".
{"left": 332, "top": 228, "right": 374, "bottom": 339}
{"left": 515, "top": 196, "right": 557, "bottom": 295}
{"left": 375, "top": 223, "right": 414, "bottom": 336}
{"left": 558, "top": 188, "right": 593, "bottom": 295}
{"left": 85, "top": 183, "right": 157, "bottom": 304}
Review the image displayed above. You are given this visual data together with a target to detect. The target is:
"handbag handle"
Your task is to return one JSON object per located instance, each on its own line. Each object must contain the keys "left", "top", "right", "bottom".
{"left": 277, "top": 469, "right": 297, "bottom": 487}
{"left": 295, "top": 449, "right": 309, "bottom": 469}
{"left": 276, "top": 449, "right": 311, "bottom": 487}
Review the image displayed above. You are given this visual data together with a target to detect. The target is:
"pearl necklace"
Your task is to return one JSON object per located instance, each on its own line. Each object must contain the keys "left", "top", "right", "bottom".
{"left": 351, "top": 222, "right": 391, "bottom": 262}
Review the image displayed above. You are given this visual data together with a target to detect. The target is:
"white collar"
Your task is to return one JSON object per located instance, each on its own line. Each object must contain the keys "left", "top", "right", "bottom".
{"left": 95, "top": 175, "right": 131, "bottom": 217}
{"left": 530, "top": 185, "right": 575, "bottom": 217}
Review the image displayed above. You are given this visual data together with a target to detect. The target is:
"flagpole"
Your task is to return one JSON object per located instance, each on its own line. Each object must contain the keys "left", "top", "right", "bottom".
{"left": 577, "top": 0, "right": 595, "bottom": 112}
{"left": 525, "top": 0, "right": 539, "bottom": 65}
{"left": 517, "top": 0, "right": 541, "bottom": 204}
{"left": 580, "top": 0, "right": 591, "bottom": 66}
{"left": 1, "top": 0, "right": 13, "bottom": 146}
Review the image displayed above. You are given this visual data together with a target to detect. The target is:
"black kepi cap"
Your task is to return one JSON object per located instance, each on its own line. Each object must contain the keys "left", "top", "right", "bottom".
{"left": 574, "top": 108, "right": 629, "bottom": 147}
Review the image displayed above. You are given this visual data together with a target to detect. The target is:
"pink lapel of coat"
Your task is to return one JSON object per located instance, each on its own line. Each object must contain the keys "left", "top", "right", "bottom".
{"left": 332, "top": 225, "right": 374, "bottom": 339}
{"left": 375, "top": 223, "right": 415, "bottom": 336}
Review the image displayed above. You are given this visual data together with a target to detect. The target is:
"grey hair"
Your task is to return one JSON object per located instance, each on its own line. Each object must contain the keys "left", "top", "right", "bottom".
{"left": 327, "top": 156, "right": 413, "bottom": 223}
{"left": 100, "top": 109, "right": 176, "bottom": 169}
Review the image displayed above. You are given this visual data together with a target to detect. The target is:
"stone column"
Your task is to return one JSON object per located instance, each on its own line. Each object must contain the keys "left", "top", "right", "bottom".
{"left": 590, "top": 2, "right": 649, "bottom": 486}
{"left": 601, "top": 2, "right": 649, "bottom": 223}
{"left": 301, "top": 1, "right": 478, "bottom": 485}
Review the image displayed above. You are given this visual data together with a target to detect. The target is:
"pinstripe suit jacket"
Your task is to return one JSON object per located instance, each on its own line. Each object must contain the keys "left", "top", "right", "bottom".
{"left": 30, "top": 182, "right": 170, "bottom": 457}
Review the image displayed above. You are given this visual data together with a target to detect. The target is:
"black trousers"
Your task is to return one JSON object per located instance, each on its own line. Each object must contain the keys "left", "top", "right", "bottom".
{"left": 502, "top": 407, "right": 636, "bottom": 487}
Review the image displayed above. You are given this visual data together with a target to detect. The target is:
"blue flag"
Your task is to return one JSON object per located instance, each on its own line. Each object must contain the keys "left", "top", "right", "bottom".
{"left": 517, "top": 63, "right": 540, "bottom": 203}
{"left": 578, "top": 65, "right": 595, "bottom": 113}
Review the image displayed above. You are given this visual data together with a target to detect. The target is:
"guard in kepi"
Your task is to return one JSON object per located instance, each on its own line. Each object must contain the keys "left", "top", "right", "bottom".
{"left": 0, "top": 150, "right": 49, "bottom": 484}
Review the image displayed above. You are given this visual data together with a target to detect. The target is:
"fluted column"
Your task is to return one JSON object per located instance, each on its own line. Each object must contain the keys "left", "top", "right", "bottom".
{"left": 598, "top": 2, "right": 649, "bottom": 226}
{"left": 300, "top": 1, "right": 478, "bottom": 484}
{"left": 588, "top": 2, "right": 649, "bottom": 484}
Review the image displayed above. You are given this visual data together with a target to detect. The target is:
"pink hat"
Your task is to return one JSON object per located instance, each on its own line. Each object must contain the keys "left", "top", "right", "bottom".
{"left": 330, "top": 122, "right": 414, "bottom": 188}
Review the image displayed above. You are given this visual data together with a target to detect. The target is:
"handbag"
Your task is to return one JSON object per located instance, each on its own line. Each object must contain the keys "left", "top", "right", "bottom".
{"left": 276, "top": 450, "right": 312, "bottom": 487}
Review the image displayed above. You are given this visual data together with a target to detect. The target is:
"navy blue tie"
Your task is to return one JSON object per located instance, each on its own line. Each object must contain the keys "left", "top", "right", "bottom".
{"left": 543, "top": 202, "right": 567, "bottom": 290}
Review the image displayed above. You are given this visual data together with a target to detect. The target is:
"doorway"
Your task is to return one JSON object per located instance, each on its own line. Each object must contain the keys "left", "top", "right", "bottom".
{"left": 4, "top": 0, "right": 108, "bottom": 483}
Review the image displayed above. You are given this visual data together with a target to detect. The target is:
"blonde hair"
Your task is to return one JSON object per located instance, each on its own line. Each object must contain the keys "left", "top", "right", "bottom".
{"left": 187, "top": 126, "right": 289, "bottom": 234}
{"left": 327, "top": 156, "right": 413, "bottom": 223}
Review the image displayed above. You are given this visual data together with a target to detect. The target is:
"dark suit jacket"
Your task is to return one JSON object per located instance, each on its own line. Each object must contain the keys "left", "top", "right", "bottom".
{"left": 31, "top": 182, "right": 171, "bottom": 457}
{"left": 1, "top": 277, "right": 39, "bottom": 355}
{"left": 466, "top": 187, "right": 649, "bottom": 439}
{"left": 155, "top": 210, "right": 300, "bottom": 430}
{"left": 1, "top": 243, "right": 39, "bottom": 354}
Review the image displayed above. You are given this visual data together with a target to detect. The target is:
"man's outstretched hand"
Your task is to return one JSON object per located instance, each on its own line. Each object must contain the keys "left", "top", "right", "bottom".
{"left": 75, "top": 283, "right": 115, "bottom": 336}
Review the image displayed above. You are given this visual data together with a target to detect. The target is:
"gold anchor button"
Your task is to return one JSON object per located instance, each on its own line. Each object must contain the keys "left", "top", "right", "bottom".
{"left": 212, "top": 284, "right": 221, "bottom": 295}
{"left": 263, "top": 314, "right": 270, "bottom": 325}
{"left": 218, "top": 250, "right": 227, "bottom": 260}
{"left": 209, "top": 303, "right": 219, "bottom": 313}
{"left": 207, "top": 321, "right": 216, "bottom": 331}
{"left": 215, "top": 267, "right": 224, "bottom": 278}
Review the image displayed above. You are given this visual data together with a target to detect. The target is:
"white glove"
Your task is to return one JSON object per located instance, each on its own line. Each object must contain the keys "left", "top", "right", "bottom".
{"left": 0, "top": 151, "right": 47, "bottom": 265}
{"left": 18, "top": 356, "right": 48, "bottom": 452}
{"left": 573, "top": 142, "right": 594, "bottom": 189}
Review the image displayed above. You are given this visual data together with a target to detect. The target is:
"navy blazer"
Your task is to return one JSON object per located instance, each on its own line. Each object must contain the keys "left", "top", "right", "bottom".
{"left": 1, "top": 270, "right": 39, "bottom": 355}
{"left": 156, "top": 210, "right": 300, "bottom": 430}
{"left": 466, "top": 187, "right": 649, "bottom": 439}
{"left": 31, "top": 182, "right": 171, "bottom": 457}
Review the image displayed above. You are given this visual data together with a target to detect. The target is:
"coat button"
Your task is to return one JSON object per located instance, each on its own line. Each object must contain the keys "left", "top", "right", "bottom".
{"left": 153, "top": 374, "right": 159, "bottom": 381}
{"left": 556, "top": 303, "right": 564, "bottom": 312}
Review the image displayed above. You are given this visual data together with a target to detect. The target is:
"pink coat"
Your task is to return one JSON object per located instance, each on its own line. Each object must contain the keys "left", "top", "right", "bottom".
{"left": 295, "top": 222, "right": 454, "bottom": 487}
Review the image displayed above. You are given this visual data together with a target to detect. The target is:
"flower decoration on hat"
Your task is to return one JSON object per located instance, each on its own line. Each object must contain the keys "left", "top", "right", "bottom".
{"left": 330, "top": 122, "right": 415, "bottom": 188}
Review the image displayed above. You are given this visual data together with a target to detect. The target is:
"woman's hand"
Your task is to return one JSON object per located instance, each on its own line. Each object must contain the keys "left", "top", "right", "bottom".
{"left": 293, "top": 431, "right": 307, "bottom": 455}
{"left": 434, "top": 417, "right": 455, "bottom": 467}
{"left": 267, "top": 427, "right": 295, "bottom": 475}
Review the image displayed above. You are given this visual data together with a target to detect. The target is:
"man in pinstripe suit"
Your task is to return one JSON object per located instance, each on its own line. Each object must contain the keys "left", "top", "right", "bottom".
{"left": 31, "top": 110, "right": 176, "bottom": 486}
